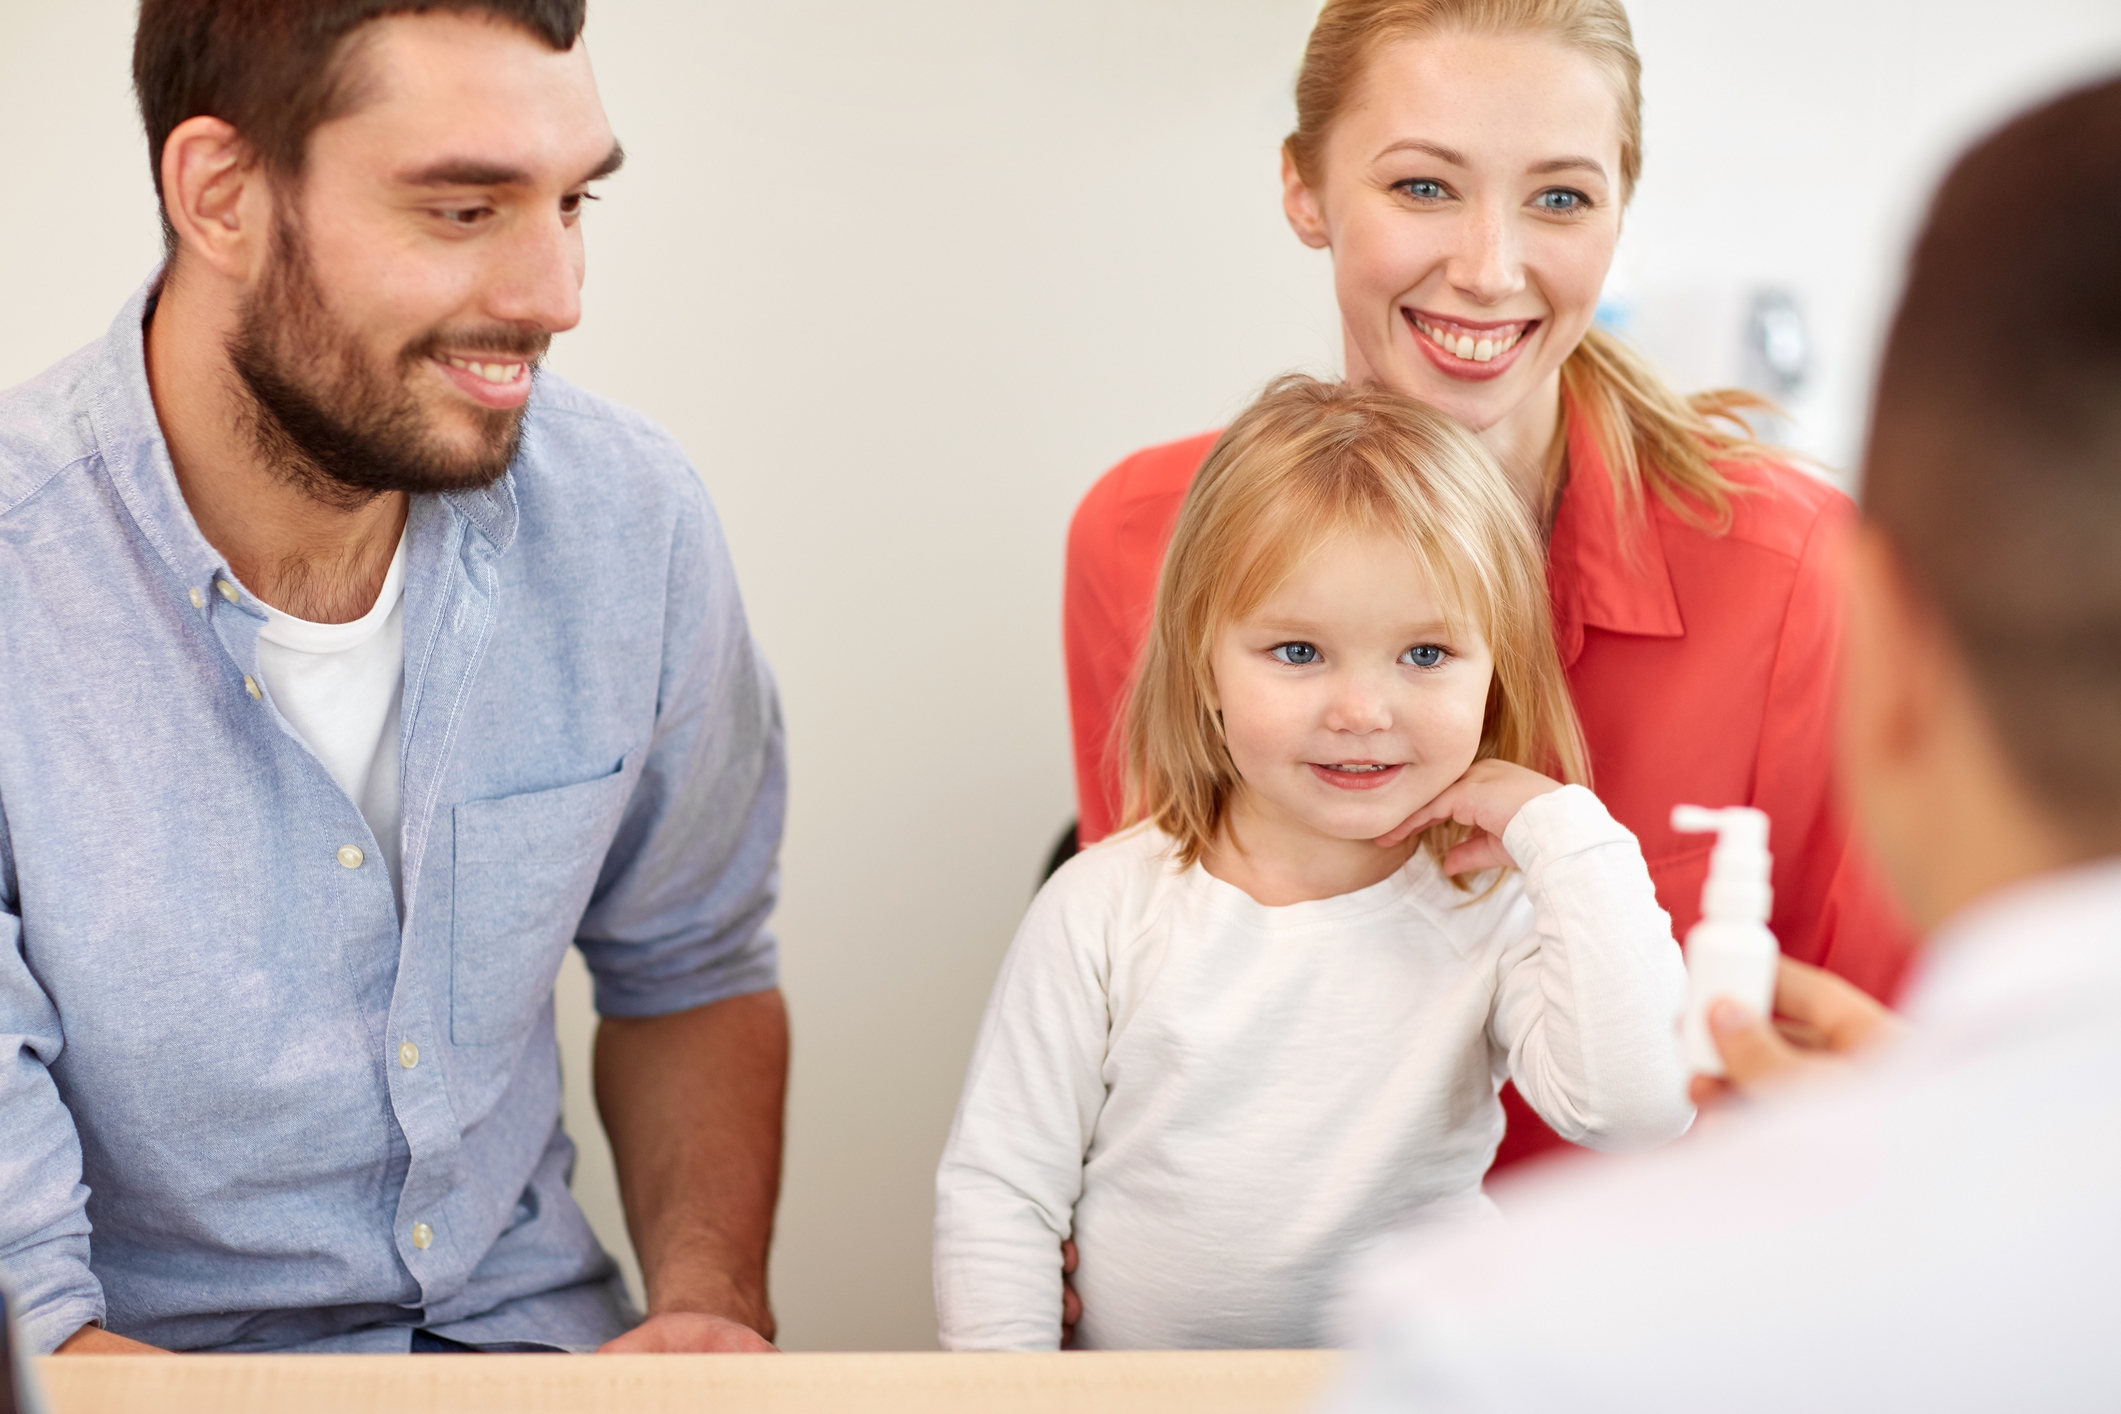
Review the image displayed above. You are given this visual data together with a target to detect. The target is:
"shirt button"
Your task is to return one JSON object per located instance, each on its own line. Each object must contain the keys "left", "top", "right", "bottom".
{"left": 217, "top": 579, "right": 240, "bottom": 603}
{"left": 188, "top": 587, "right": 204, "bottom": 609}
{"left": 244, "top": 675, "right": 261, "bottom": 700}
{"left": 399, "top": 1040, "right": 420, "bottom": 1069}
{"left": 411, "top": 1222, "right": 434, "bottom": 1250}
{"left": 337, "top": 844, "right": 365, "bottom": 869}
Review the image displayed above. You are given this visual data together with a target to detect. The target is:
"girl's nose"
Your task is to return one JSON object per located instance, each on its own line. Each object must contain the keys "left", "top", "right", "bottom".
{"left": 1322, "top": 670, "right": 1394, "bottom": 734}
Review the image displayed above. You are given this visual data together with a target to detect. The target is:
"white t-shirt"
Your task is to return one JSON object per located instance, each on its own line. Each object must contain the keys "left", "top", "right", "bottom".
{"left": 932, "top": 785, "right": 1693, "bottom": 1352}
{"left": 1324, "top": 856, "right": 2121, "bottom": 1414}
{"left": 252, "top": 534, "right": 407, "bottom": 898}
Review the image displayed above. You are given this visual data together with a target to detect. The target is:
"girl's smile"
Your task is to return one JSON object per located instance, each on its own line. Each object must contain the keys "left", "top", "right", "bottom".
{"left": 1309, "top": 761, "right": 1408, "bottom": 790}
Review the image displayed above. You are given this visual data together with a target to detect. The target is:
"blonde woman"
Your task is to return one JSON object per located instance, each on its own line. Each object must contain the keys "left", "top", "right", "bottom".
{"left": 1063, "top": 0, "right": 1914, "bottom": 1172}
{"left": 936, "top": 379, "right": 1692, "bottom": 1350}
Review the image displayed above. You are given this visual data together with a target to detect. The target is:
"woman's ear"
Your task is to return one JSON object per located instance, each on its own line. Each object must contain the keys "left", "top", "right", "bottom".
{"left": 1281, "top": 146, "right": 1332, "bottom": 251}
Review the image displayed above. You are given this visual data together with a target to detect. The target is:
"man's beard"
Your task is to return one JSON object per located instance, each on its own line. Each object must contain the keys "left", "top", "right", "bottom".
{"left": 228, "top": 213, "right": 549, "bottom": 510}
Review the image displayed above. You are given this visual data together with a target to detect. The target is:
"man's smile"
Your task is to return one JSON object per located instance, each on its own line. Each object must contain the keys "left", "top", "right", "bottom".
{"left": 432, "top": 351, "right": 533, "bottom": 407}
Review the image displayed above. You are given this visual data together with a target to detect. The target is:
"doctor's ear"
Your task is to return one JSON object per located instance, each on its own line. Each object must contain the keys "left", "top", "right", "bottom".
{"left": 160, "top": 115, "right": 274, "bottom": 281}
{"left": 1281, "top": 146, "right": 1332, "bottom": 251}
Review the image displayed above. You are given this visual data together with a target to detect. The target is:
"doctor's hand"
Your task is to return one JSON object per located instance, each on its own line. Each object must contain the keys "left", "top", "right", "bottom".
{"left": 1373, "top": 760, "right": 1563, "bottom": 875}
{"left": 1688, "top": 957, "right": 1904, "bottom": 1109}
{"left": 596, "top": 1311, "right": 777, "bottom": 1353}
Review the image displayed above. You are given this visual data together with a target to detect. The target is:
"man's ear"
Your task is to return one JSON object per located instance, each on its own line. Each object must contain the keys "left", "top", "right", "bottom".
{"left": 1281, "top": 146, "right": 1332, "bottom": 251}
{"left": 160, "top": 115, "right": 272, "bottom": 281}
{"left": 1841, "top": 527, "right": 1940, "bottom": 797}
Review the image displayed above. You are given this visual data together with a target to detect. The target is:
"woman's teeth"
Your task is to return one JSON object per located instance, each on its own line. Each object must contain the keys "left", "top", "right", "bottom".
{"left": 1322, "top": 763, "right": 1392, "bottom": 773}
{"left": 1411, "top": 316, "right": 1527, "bottom": 364}
{"left": 444, "top": 355, "right": 526, "bottom": 384}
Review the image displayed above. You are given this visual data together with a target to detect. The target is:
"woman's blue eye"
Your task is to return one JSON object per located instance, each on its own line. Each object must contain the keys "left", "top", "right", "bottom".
{"left": 1535, "top": 189, "right": 1587, "bottom": 212}
{"left": 1399, "top": 179, "right": 1447, "bottom": 201}
{"left": 1401, "top": 644, "right": 1446, "bottom": 668}
{"left": 1271, "top": 643, "right": 1320, "bottom": 666}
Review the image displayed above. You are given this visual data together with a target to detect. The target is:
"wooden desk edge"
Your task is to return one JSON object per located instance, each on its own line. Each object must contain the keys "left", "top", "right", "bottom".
{"left": 36, "top": 1348, "right": 1349, "bottom": 1414}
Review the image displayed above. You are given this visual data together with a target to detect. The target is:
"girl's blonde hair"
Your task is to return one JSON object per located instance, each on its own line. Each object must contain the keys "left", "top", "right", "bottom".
{"left": 1287, "top": 0, "right": 1774, "bottom": 529}
{"left": 1122, "top": 376, "right": 1588, "bottom": 872}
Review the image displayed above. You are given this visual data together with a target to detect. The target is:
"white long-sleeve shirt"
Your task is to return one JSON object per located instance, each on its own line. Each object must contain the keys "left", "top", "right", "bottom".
{"left": 934, "top": 785, "right": 1692, "bottom": 1351}
{"left": 1323, "top": 855, "right": 2121, "bottom": 1413}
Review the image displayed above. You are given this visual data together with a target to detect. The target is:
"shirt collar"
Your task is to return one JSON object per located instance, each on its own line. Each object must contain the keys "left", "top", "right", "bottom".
{"left": 1545, "top": 390, "right": 1686, "bottom": 665}
{"left": 1903, "top": 855, "right": 2121, "bottom": 1028}
{"left": 87, "top": 267, "right": 521, "bottom": 595}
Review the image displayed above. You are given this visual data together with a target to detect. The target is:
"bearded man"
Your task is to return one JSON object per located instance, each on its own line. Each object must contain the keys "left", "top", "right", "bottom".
{"left": 0, "top": 0, "right": 787, "bottom": 1355}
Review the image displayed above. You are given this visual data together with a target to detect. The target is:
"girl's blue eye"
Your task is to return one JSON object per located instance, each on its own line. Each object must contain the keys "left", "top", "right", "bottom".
{"left": 1401, "top": 644, "right": 1446, "bottom": 669}
{"left": 1535, "top": 188, "right": 1587, "bottom": 212}
{"left": 1270, "top": 643, "right": 1320, "bottom": 666}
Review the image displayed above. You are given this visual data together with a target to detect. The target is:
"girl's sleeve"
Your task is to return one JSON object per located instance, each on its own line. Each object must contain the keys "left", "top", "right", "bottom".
{"left": 1488, "top": 786, "right": 1694, "bottom": 1153}
{"left": 933, "top": 865, "right": 1117, "bottom": 1350}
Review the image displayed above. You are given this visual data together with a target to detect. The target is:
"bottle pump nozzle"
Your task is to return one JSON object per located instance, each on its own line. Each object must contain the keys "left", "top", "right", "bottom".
{"left": 1671, "top": 805, "right": 1773, "bottom": 927}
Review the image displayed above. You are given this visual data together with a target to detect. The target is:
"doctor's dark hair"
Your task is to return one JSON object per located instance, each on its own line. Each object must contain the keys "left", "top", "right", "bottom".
{"left": 1864, "top": 74, "right": 2121, "bottom": 842}
{"left": 133, "top": 0, "right": 586, "bottom": 248}
{"left": 1287, "top": 0, "right": 1776, "bottom": 534}
{"left": 1121, "top": 376, "right": 1589, "bottom": 875}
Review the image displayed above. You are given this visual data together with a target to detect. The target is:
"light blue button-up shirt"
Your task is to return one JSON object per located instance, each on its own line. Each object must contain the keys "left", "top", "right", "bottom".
{"left": 0, "top": 278, "right": 784, "bottom": 1354}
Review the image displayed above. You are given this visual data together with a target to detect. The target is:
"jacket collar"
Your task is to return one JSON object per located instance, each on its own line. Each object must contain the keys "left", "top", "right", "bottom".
{"left": 1545, "top": 390, "right": 1685, "bottom": 666}
{"left": 88, "top": 268, "right": 520, "bottom": 602}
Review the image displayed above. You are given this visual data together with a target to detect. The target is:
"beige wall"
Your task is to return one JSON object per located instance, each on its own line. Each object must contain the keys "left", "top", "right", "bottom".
{"left": 5, "top": 0, "right": 2117, "bottom": 1356}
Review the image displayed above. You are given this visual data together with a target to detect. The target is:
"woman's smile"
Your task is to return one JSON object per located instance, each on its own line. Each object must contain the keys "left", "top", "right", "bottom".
{"left": 1404, "top": 308, "right": 1540, "bottom": 382}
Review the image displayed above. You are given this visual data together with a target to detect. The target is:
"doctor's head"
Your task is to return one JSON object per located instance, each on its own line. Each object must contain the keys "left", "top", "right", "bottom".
{"left": 1847, "top": 75, "right": 2121, "bottom": 930}
{"left": 135, "top": 0, "right": 619, "bottom": 502}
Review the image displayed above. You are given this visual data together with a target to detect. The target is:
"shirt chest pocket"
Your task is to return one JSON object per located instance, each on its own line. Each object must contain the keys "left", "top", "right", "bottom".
{"left": 450, "top": 755, "right": 637, "bottom": 1046}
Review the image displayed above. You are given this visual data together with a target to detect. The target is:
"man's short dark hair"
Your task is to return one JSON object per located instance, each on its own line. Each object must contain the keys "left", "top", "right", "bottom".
{"left": 133, "top": 0, "right": 587, "bottom": 244}
{"left": 1865, "top": 73, "right": 2121, "bottom": 842}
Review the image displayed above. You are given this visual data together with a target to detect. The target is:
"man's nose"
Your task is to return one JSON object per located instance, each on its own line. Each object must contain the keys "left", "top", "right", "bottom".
{"left": 1447, "top": 200, "right": 1523, "bottom": 307}
{"left": 484, "top": 207, "right": 585, "bottom": 334}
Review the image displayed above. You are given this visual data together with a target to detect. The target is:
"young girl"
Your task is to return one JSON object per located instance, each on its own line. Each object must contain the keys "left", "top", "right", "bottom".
{"left": 935, "top": 377, "right": 1691, "bottom": 1351}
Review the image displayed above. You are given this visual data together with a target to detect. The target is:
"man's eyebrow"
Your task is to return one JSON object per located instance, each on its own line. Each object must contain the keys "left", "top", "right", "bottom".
{"left": 395, "top": 142, "right": 626, "bottom": 189}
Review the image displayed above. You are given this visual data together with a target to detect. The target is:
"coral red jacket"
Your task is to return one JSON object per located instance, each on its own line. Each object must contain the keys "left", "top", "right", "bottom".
{"left": 1062, "top": 406, "right": 1919, "bottom": 1170}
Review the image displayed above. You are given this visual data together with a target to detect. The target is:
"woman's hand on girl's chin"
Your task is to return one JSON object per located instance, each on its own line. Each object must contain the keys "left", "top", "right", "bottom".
{"left": 1373, "top": 759, "right": 1565, "bottom": 872}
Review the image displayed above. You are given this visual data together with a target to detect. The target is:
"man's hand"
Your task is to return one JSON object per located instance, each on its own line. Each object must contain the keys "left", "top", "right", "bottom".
{"left": 1374, "top": 760, "right": 1564, "bottom": 874}
{"left": 592, "top": 988, "right": 789, "bottom": 1354}
{"left": 596, "top": 1311, "right": 775, "bottom": 1353}
{"left": 1688, "top": 957, "right": 1904, "bottom": 1108}
{"left": 56, "top": 1324, "right": 162, "bottom": 1354}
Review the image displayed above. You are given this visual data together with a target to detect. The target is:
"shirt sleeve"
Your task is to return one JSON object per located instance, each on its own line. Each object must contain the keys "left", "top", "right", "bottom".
{"left": 933, "top": 869, "right": 1113, "bottom": 1350}
{"left": 572, "top": 471, "right": 784, "bottom": 1018}
{"left": 1490, "top": 786, "right": 1694, "bottom": 1153}
{"left": 0, "top": 813, "right": 105, "bottom": 1353}
{"left": 1063, "top": 466, "right": 1137, "bottom": 845}
{"left": 1753, "top": 498, "right": 1920, "bottom": 1001}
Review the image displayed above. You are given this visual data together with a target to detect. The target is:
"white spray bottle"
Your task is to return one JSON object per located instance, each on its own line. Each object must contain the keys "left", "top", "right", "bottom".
{"left": 1672, "top": 805, "right": 1780, "bottom": 1076}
